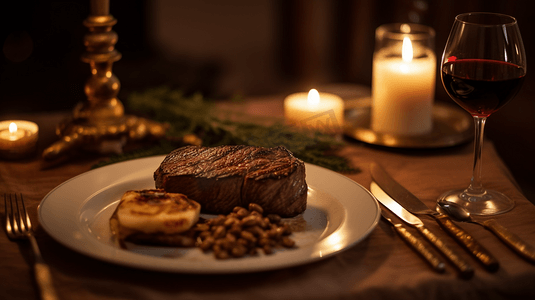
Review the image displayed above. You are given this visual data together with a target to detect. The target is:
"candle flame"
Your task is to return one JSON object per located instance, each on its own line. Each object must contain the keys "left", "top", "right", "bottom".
{"left": 402, "top": 37, "right": 413, "bottom": 62}
{"left": 307, "top": 89, "right": 320, "bottom": 105}
{"left": 9, "top": 122, "right": 17, "bottom": 134}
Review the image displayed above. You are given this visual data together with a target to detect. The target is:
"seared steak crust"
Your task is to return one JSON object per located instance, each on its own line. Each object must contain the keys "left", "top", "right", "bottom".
{"left": 154, "top": 145, "right": 307, "bottom": 217}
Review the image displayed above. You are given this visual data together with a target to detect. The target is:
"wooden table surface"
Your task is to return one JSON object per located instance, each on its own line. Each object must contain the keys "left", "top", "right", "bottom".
{"left": 1, "top": 98, "right": 535, "bottom": 300}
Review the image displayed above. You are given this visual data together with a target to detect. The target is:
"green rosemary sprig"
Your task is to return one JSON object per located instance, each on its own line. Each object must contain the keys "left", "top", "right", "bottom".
{"left": 94, "top": 86, "right": 358, "bottom": 173}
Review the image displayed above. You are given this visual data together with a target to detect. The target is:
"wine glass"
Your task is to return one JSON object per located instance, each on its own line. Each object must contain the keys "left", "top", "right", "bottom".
{"left": 437, "top": 12, "right": 527, "bottom": 215}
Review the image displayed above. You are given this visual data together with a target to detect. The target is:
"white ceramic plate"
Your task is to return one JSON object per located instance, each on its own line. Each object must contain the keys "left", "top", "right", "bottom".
{"left": 38, "top": 156, "right": 380, "bottom": 273}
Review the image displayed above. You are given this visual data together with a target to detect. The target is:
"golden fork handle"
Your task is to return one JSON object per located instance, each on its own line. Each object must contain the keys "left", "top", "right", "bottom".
{"left": 29, "top": 235, "right": 59, "bottom": 300}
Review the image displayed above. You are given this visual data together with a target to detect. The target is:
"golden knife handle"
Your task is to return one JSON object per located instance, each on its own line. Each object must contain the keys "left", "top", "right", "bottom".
{"left": 434, "top": 215, "right": 499, "bottom": 271}
{"left": 416, "top": 225, "right": 474, "bottom": 278}
{"left": 392, "top": 224, "right": 446, "bottom": 273}
{"left": 482, "top": 219, "right": 535, "bottom": 264}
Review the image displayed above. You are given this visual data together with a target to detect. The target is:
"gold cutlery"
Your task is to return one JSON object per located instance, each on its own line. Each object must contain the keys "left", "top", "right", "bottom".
{"left": 371, "top": 182, "right": 474, "bottom": 278}
{"left": 370, "top": 162, "right": 499, "bottom": 272}
{"left": 4, "top": 193, "right": 59, "bottom": 300}
{"left": 437, "top": 200, "right": 535, "bottom": 264}
{"left": 380, "top": 207, "right": 446, "bottom": 273}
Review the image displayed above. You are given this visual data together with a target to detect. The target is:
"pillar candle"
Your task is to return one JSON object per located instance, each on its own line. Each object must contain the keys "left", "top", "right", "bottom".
{"left": 372, "top": 27, "right": 436, "bottom": 136}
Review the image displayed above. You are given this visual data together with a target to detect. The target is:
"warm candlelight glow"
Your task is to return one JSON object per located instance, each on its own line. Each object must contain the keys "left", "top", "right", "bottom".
{"left": 371, "top": 23, "right": 436, "bottom": 136}
{"left": 284, "top": 89, "right": 344, "bottom": 134}
{"left": 0, "top": 120, "right": 39, "bottom": 159}
{"left": 9, "top": 122, "right": 17, "bottom": 134}
{"left": 402, "top": 37, "right": 413, "bottom": 62}
{"left": 307, "top": 89, "right": 320, "bottom": 106}
{"left": 1, "top": 122, "right": 25, "bottom": 141}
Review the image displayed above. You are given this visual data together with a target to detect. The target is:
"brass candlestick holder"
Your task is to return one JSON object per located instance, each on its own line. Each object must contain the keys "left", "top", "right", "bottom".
{"left": 43, "top": 0, "right": 168, "bottom": 161}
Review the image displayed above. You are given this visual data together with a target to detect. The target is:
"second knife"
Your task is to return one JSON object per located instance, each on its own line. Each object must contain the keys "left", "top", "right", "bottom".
{"left": 370, "top": 162, "right": 499, "bottom": 272}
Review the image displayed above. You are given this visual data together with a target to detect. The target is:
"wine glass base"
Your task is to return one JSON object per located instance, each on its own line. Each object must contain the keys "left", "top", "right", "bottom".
{"left": 437, "top": 188, "right": 515, "bottom": 216}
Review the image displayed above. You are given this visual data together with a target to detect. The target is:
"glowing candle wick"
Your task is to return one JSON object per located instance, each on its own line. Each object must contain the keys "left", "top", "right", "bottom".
{"left": 9, "top": 122, "right": 17, "bottom": 134}
{"left": 307, "top": 89, "right": 320, "bottom": 105}
{"left": 402, "top": 37, "right": 413, "bottom": 62}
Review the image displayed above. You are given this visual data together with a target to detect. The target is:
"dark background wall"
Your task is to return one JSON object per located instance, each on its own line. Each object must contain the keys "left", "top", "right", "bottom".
{"left": 1, "top": 0, "right": 534, "bottom": 199}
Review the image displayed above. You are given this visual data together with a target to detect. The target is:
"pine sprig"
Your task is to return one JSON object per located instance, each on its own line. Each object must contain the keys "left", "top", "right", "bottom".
{"left": 95, "top": 87, "right": 358, "bottom": 173}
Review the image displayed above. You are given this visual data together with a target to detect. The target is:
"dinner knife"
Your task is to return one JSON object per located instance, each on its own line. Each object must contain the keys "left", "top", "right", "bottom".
{"left": 371, "top": 182, "right": 474, "bottom": 278}
{"left": 380, "top": 207, "right": 446, "bottom": 273}
{"left": 370, "top": 162, "right": 499, "bottom": 272}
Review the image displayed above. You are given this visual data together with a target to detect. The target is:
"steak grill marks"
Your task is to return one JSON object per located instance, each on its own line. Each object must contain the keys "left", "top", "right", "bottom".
{"left": 158, "top": 145, "right": 298, "bottom": 180}
{"left": 154, "top": 145, "right": 307, "bottom": 217}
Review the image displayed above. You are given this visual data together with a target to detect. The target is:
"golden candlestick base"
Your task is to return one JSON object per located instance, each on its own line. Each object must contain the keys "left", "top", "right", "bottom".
{"left": 43, "top": 0, "right": 168, "bottom": 161}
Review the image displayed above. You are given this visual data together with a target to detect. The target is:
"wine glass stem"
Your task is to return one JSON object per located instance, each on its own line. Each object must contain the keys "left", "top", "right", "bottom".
{"left": 467, "top": 116, "right": 487, "bottom": 195}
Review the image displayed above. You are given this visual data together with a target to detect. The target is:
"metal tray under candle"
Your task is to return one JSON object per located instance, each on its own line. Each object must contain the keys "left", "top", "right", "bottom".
{"left": 343, "top": 98, "right": 473, "bottom": 148}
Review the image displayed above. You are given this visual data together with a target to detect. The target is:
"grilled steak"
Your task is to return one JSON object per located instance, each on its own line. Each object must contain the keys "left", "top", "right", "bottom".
{"left": 154, "top": 145, "right": 307, "bottom": 217}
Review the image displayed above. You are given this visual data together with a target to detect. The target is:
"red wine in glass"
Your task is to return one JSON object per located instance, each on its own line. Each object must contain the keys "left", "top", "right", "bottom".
{"left": 442, "top": 58, "right": 525, "bottom": 117}
{"left": 437, "top": 12, "right": 527, "bottom": 215}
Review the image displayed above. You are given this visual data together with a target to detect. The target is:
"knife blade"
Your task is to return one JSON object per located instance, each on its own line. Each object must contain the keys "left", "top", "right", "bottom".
{"left": 370, "top": 162, "right": 499, "bottom": 272}
{"left": 380, "top": 208, "right": 446, "bottom": 273}
{"left": 371, "top": 182, "right": 474, "bottom": 278}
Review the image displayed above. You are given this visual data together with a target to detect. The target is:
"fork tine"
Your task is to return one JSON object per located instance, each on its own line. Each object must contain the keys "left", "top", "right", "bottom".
{"left": 14, "top": 194, "right": 24, "bottom": 234}
{"left": 19, "top": 193, "right": 32, "bottom": 232}
{"left": 11, "top": 194, "right": 19, "bottom": 235}
{"left": 4, "top": 194, "right": 12, "bottom": 238}
{"left": 5, "top": 193, "right": 17, "bottom": 239}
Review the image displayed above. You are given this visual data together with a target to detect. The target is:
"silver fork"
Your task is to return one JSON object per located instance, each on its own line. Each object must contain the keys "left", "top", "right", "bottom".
{"left": 4, "top": 193, "right": 59, "bottom": 300}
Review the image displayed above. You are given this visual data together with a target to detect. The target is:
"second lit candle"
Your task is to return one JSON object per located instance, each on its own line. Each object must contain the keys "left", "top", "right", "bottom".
{"left": 284, "top": 89, "right": 344, "bottom": 134}
{"left": 371, "top": 23, "right": 436, "bottom": 136}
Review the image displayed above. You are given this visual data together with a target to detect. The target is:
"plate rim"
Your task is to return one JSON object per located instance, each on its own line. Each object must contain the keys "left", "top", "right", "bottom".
{"left": 38, "top": 155, "right": 380, "bottom": 274}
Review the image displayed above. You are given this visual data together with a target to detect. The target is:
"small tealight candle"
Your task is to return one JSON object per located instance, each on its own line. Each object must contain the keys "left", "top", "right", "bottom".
{"left": 0, "top": 120, "right": 39, "bottom": 159}
{"left": 284, "top": 89, "right": 344, "bottom": 134}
